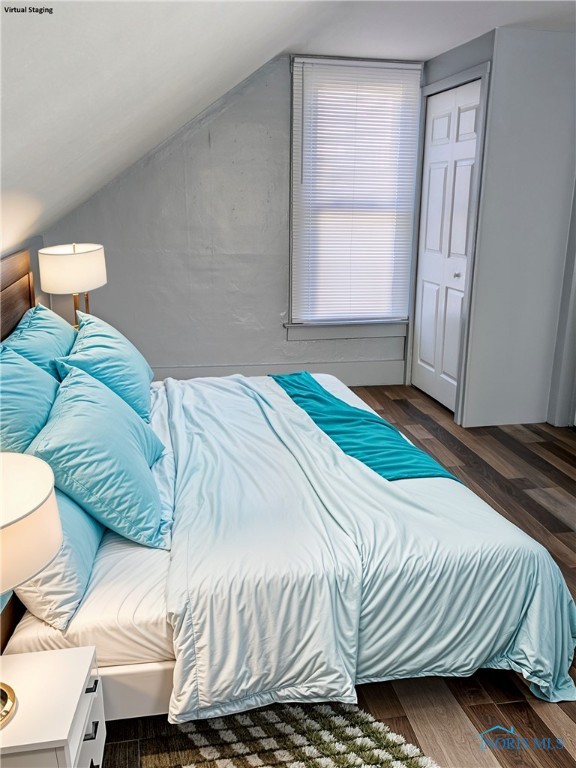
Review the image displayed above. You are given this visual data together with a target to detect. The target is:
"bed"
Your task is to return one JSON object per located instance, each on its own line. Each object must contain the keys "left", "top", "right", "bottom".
{"left": 1, "top": 250, "right": 576, "bottom": 724}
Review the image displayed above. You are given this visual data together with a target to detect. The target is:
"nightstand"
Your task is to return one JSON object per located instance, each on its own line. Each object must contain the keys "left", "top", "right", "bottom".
{"left": 0, "top": 646, "right": 105, "bottom": 768}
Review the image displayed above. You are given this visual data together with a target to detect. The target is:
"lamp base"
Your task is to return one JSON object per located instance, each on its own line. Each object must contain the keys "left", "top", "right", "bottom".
{"left": 73, "top": 293, "right": 80, "bottom": 329}
{"left": 71, "top": 292, "right": 91, "bottom": 327}
{"left": 0, "top": 682, "right": 16, "bottom": 728}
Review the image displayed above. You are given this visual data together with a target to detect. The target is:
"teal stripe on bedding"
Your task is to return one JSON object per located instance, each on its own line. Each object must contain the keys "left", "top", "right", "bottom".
{"left": 271, "top": 371, "right": 457, "bottom": 482}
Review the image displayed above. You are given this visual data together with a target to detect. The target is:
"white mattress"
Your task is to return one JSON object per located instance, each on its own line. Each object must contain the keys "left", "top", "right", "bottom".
{"left": 4, "top": 374, "right": 400, "bottom": 667}
{"left": 5, "top": 530, "right": 173, "bottom": 665}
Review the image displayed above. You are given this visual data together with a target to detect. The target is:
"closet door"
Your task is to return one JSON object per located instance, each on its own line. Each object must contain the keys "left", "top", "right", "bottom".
{"left": 412, "top": 79, "right": 481, "bottom": 411}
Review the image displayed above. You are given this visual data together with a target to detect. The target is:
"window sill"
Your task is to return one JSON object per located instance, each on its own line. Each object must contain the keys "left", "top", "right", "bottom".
{"left": 285, "top": 321, "right": 408, "bottom": 341}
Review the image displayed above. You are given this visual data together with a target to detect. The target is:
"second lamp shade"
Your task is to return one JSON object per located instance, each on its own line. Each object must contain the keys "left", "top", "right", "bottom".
{"left": 39, "top": 243, "right": 107, "bottom": 295}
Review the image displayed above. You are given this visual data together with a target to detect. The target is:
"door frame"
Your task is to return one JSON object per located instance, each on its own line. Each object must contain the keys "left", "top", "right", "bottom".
{"left": 405, "top": 62, "right": 491, "bottom": 425}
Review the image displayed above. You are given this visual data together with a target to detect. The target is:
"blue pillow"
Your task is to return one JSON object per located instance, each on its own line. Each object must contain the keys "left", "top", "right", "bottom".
{"left": 0, "top": 345, "right": 59, "bottom": 452}
{"left": 26, "top": 366, "right": 170, "bottom": 549}
{"left": 3, "top": 304, "right": 76, "bottom": 379}
{"left": 57, "top": 311, "right": 153, "bottom": 421}
{"left": 15, "top": 490, "right": 104, "bottom": 630}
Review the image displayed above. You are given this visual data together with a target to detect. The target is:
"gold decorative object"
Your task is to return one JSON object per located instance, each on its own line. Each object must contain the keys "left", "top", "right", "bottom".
{"left": 0, "top": 682, "right": 16, "bottom": 728}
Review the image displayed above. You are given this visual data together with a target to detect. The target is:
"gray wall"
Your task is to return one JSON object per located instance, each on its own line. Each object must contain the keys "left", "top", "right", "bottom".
{"left": 548, "top": 180, "right": 576, "bottom": 426}
{"left": 462, "top": 27, "right": 576, "bottom": 426}
{"left": 41, "top": 32, "right": 576, "bottom": 421}
{"left": 42, "top": 56, "right": 405, "bottom": 385}
{"left": 423, "top": 30, "right": 495, "bottom": 84}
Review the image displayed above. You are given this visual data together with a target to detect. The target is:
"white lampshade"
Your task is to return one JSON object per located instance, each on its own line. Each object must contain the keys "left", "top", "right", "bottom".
{"left": 0, "top": 454, "right": 62, "bottom": 592}
{"left": 38, "top": 243, "right": 107, "bottom": 294}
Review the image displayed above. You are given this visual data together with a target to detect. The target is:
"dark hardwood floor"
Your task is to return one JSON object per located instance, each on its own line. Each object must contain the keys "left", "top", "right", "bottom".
{"left": 352, "top": 385, "right": 576, "bottom": 768}
{"left": 104, "top": 385, "right": 576, "bottom": 768}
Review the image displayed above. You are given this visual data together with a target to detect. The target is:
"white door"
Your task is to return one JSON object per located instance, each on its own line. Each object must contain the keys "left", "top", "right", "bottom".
{"left": 412, "top": 80, "right": 481, "bottom": 411}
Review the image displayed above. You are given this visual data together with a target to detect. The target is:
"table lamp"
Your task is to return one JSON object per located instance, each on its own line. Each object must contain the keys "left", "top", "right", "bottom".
{"left": 0, "top": 454, "right": 63, "bottom": 728}
{"left": 38, "top": 243, "right": 107, "bottom": 323}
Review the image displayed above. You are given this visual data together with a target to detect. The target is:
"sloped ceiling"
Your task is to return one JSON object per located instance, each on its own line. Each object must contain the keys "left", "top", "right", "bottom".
{"left": 2, "top": 0, "right": 574, "bottom": 252}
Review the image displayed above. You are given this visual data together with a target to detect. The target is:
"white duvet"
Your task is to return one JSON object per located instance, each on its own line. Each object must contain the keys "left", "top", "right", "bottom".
{"left": 163, "top": 375, "right": 576, "bottom": 722}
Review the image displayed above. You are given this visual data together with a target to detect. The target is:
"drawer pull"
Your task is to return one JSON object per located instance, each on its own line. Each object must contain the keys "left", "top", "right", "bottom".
{"left": 85, "top": 678, "right": 99, "bottom": 694}
{"left": 84, "top": 720, "right": 99, "bottom": 742}
{"left": 89, "top": 761, "right": 100, "bottom": 768}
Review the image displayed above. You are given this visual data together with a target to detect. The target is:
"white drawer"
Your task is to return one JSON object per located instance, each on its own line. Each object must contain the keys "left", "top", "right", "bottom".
{"left": 77, "top": 678, "right": 106, "bottom": 768}
{"left": 1, "top": 748, "right": 60, "bottom": 768}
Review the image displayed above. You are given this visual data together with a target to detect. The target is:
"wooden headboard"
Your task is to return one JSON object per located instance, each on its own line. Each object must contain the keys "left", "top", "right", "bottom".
{"left": 0, "top": 250, "right": 35, "bottom": 341}
{"left": 0, "top": 250, "right": 36, "bottom": 651}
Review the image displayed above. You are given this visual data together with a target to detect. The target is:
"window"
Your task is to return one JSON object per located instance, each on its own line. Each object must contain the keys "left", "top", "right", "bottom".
{"left": 290, "top": 57, "right": 422, "bottom": 325}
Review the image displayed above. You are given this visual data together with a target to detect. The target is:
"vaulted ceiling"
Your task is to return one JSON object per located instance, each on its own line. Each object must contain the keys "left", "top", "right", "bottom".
{"left": 2, "top": 0, "right": 574, "bottom": 252}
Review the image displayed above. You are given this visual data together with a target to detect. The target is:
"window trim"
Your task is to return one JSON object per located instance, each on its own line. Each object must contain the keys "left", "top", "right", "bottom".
{"left": 289, "top": 55, "right": 424, "bottom": 334}
{"left": 285, "top": 321, "right": 408, "bottom": 342}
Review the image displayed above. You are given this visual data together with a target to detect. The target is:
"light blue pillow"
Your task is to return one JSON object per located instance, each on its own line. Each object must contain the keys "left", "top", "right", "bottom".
{"left": 26, "top": 366, "right": 170, "bottom": 549}
{"left": 57, "top": 311, "right": 153, "bottom": 421}
{"left": 15, "top": 490, "right": 104, "bottom": 630}
{"left": 0, "top": 345, "right": 59, "bottom": 452}
{"left": 3, "top": 304, "right": 76, "bottom": 380}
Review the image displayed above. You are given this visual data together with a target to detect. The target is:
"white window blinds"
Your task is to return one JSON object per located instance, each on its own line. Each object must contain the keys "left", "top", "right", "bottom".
{"left": 291, "top": 57, "right": 422, "bottom": 324}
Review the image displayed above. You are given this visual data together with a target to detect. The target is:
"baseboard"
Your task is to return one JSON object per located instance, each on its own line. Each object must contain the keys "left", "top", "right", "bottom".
{"left": 151, "top": 360, "right": 405, "bottom": 386}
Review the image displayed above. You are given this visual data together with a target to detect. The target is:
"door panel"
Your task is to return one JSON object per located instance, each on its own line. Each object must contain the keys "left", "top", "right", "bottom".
{"left": 431, "top": 112, "right": 451, "bottom": 144}
{"left": 450, "top": 160, "right": 474, "bottom": 256}
{"left": 457, "top": 105, "right": 477, "bottom": 141}
{"left": 412, "top": 79, "right": 481, "bottom": 411}
{"left": 418, "top": 281, "right": 440, "bottom": 369}
{"left": 441, "top": 288, "right": 464, "bottom": 382}
{"left": 424, "top": 164, "right": 447, "bottom": 252}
